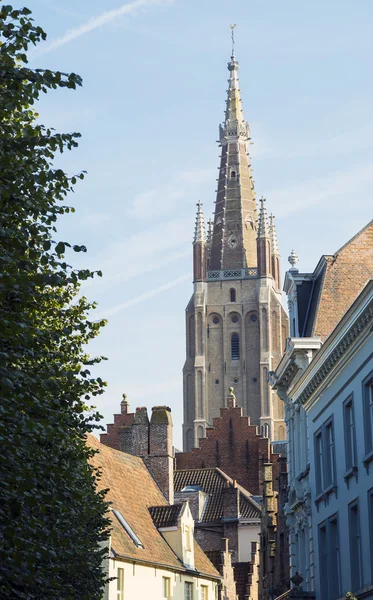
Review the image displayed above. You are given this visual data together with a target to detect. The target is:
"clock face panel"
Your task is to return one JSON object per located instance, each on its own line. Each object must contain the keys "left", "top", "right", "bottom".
{"left": 228, "top": 234, "right": 238, "bottom": 249}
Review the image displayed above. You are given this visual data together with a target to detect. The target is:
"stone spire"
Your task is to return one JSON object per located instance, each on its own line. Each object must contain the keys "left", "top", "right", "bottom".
{"left": 257, "top": 197, "right": 271, "bottom": 278}
{"left": 269, "top": 213, "right": 281, "bottom": 289}
{"left": 207, "top": 218, "right": 213, "bottom": 247}
{"left": 194, "top": 201, "right": 206, "bottom": 243}
{"left": 209, "top": 50, "right": 258, "bottom": 270}
{"left": 269, "top": 214, "right": 279, "bottom": 255}
{"left": 257, "top": 197, "right": 270, "bottom": 239}
{"left": 193, "top": 201, "right": 206, "bottom": 282}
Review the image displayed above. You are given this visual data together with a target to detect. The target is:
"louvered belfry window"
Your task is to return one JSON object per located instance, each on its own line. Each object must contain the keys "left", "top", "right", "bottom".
{"left": 231, "top": 333, "right": 239, "bottom": 360}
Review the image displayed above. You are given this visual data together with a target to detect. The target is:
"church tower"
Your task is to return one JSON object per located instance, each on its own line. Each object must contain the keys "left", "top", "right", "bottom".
{"left": 182, "top": 49, "right": 288, "bottom": 451}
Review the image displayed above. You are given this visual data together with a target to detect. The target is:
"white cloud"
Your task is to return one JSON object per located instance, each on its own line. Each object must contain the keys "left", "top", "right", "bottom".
{"left": 102, "top": 274, "right": 189, "bottom": 317}
{"left": 269, "top": 162, "right": 373, "bottom": 217}
{"left": 129, "top": 168, "right": 214, "bottom": 219}
{"left": 80, "top": 217, "right": 191, "bottom": 297}
{"left": 31, "top": 0, "right": 175, "bottom": 57}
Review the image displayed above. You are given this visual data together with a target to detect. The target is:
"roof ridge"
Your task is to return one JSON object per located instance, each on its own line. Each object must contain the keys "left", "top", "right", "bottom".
{"left": 334, "top": 218, "right": 373, "bottom": 257}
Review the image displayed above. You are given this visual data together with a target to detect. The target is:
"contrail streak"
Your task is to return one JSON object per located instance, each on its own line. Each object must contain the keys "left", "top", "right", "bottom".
{"left": 103, "top": 274, "right": 189, "bottom": 317}
{"left": 31, "top": 0, "right": 174, "bottom": 57}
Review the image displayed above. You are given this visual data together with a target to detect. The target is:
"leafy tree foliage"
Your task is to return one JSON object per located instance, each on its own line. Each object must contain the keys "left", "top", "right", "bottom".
{"left": 0, "top": 5, "right": 111, "bottom": 598}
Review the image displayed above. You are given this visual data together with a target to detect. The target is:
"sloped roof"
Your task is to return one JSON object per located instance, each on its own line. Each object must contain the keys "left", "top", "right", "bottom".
{"left": 174, "top": 468, "right": 261, "bottom": 523}
{"left": 295, "top": 219, "right": 373, "bottom": 341}
{"left": 149, "top": 504, "right": 183, "bottom": 529}
{"left": 88, "top": 435, "right": 219, "bottom": 578}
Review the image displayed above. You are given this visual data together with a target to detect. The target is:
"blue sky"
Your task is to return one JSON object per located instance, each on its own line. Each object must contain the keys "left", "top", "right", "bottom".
{"left": 28, "top": 0, "right": 373, "bottom": 449}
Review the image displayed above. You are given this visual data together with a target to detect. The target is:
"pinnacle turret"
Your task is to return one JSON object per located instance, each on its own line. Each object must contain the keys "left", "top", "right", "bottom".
{"left": 257, "top": 198, "right": 270, "bottom": 239}
{"left": 269, "top": 214, "right": 280, "bottom": 255}
{"left": 193, "top": 201, "right": 206, "bottom": 244}
{"left": 206, "top": 218, "right": 213, "bottom": 246}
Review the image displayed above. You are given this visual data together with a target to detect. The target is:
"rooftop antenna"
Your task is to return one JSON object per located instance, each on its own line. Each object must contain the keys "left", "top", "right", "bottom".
{"left": 230, "top": 23, "right": 237, "bottom": 56}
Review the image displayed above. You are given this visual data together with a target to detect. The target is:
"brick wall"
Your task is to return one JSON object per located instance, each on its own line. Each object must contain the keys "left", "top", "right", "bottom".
{"left": 176, "top": 405, "right": 271, "bottom": 495}
{"left": 315, "top": 220, "right": 373, "bottom": 340}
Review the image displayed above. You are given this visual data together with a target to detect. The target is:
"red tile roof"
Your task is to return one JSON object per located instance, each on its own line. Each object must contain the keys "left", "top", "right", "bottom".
{"left": 88, "top": 435, "right": 219, "bottom": 578}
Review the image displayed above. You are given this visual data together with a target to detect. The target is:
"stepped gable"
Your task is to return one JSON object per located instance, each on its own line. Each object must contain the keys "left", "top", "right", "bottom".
{"left": 174, "top": 467, "right": 261, "bottom": 523}
{"left": 176, "top": 403, "right": 273, "bottom": 495}
{"left": 100, "top": 396, "right": 135, "bottom": 451}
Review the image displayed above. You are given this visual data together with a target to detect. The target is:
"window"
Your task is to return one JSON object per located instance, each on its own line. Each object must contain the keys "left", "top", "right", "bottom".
{"left": 363, "top": 374, "right": 373, "bottom": 455}
{"left": 201, "top": 586, "right": 208, "bottom": 600}
{"left": 343, "top": 396, "right": 357, "bottom": 471}
{"left": 318, "top": 515, "right": 341, "bottom": 600}
{"left": 318, "top": 523, "right": 328, "bottom": 600}
{"left": 369, "top": 488, "right": 373, "bottom": 582}
{"left": 231, "top": 170, "right": 236, "bottom": 178}
{"left": 329, "top": 516, "right": 341, "bottom": 598}
{"left": 162, "top": 577, "right": 171, "bottom": 600}
{"left": 314, "top": 417, "right": 336, "bottom": 496}
{"left": 315, "top": 430, "right": 324, "bottom": 495}
{"left": 185, "top": 525, "right": 192, "bottom": 551}
{"left": 324, "top": 419, "right": 335, "bottom": 487}
{"left": 231, "top": 333, "right": 239, "bottom": 360}
{"left": 230, "top": 288, "right": 236, "bottom": 302}
{"left": 185, "top": 582, "right": 193, "bottom": 600}
{"left": 349, "top": 500, "right": 362, "bottom": 591}
{"left": 117, "top": 568, "right": 124, "bottom": 600}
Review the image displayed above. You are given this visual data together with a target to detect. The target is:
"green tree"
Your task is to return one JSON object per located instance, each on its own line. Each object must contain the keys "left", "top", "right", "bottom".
{"left": 0, "top": 5, "right": 111, "bottom": 599}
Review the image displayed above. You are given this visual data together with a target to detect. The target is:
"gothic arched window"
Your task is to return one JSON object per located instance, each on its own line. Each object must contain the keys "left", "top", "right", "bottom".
{"left": 231, "top": 333, "right": 240, "bottom": 360}
{"left": 230, "top": 288, "right": 236, "bottom": 302}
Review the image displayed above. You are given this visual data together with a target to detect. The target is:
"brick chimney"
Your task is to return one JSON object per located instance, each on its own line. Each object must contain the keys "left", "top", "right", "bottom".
{"left": 133, "top": 407, "right": 149, "bottom": 456}
{"left": 145, "top": 406, "right": 174, "bottom": 504}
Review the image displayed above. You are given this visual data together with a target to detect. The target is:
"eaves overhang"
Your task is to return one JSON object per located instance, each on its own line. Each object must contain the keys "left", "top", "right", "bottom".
{"left": 269, "top": 337, "right": 322, "bottom": 394}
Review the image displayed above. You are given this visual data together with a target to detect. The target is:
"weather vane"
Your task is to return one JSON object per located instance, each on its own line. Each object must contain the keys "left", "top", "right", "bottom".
{"left": 230, "top": 23, "right": 237, "bottom": 56}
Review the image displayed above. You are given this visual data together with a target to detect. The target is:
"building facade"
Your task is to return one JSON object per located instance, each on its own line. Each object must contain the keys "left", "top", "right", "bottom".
{"left": 301, "top": 282, "right": 373, "bottom": 600}
{"left": 270, "top": 337, "right": 322, "bottom": 594}
{"left": 271, "top": 220, "right": 373, "bottom": 597}
{"left": 183, "top": 53, "right": 288, "bottom": 450}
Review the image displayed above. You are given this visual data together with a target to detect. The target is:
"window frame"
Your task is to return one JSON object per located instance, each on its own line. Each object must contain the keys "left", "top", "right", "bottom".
{"left": 368, "top": 487, "right": 373, "bottom": 584}
{"left": 317, "top": 514, "right": 341, "bottom": 600}
{"left": 314, "top": 428, "right": 324, "bottom": 495}
{"left": 231, "top": 332, "right": 240, "bottom": 361}
{"left": 314, "top": 416, "right": 336, "bottom": 498}
{"left": 343, "top": 394, "right": 357, "bottom": 474}
{"left": 184, "top": 581, "right": 193, "bottom": 600}
{"left": 348, "top": 499, "right": 363, "bottom": 592}
{"left": 162, "top": 576, "right": 171, "bottom": 600}
{"left": 324, "top": 416, "right": 335, "bottom": 488}
{"left": 363, "top": 372, "right": 373, "bottom": 459}
{"left": 200, "top": 585, "right": 208, "bottom": 600}
{"left": 117, "top": 567, "right": 124, "bottom": 600}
